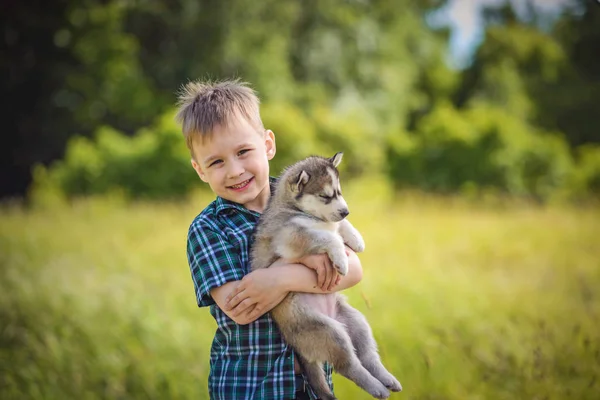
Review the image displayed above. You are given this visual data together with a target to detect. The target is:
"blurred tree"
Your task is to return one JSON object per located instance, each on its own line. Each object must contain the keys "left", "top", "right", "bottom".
{"left": 21, "top": 0, "right": 454, "bottom": 200}
{"left": 7, "top": 0, "right": 599, "bottom": 201}
{"left": 540, "top": 0, "right": 600, "bottom": 146}
{"left": 2, "top": 0, "right": 162, "bottom": 198}
{"left": 1, "top": 0, "right": 80, "bottom": 198}
{"left": 454, "top": 0, "right": 600, "bottom": 147}
{"left": 123, "top": 0, "right": 227, "bottom": 97}
{"left": 453, "top": 4, "right": 565, "bottom": 121}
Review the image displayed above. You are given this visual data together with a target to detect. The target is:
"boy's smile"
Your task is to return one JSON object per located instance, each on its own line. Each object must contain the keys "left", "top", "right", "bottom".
{"left": 228, "top": 177, "right": 254, "bottom": 191}
{"left": 191, "top": 114, "right": 276, "bottom": 213}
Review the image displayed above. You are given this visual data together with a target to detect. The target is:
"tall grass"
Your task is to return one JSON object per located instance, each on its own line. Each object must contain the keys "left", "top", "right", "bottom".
{"left": 1, "top": 179, "right": 599, "bottom": 399}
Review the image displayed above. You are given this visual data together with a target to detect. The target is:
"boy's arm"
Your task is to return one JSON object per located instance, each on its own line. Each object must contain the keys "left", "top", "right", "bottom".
{"left": 271, "top": 246, "right": 363, "bottom": 293}
{"left": 223, "top": 247, "right": 363, "bottom": 323}
{"left": 188, "top": 222, "right": 263, "bottom": 325}
{"left": 189, "top": 221, "right": 360, "bottom": 325}
{"left": 210, "top": 280, "right": 288, "bottom": 325}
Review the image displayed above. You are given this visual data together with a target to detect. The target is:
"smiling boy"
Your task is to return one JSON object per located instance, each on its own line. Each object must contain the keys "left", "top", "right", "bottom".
{"left": 176, "top": 79, "right": 364, "bottom": 399}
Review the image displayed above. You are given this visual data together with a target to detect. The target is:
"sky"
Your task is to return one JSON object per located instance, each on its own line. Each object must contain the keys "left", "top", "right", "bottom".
{"left": 435, "top": 0, "right": 575, "bottom": 68}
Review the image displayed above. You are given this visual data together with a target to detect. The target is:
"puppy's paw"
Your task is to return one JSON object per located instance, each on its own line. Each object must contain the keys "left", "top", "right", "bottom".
{"left": 345, "top": 230, "right": 365, "bottom": 253}
{"left": 380, "top": 375, "right": 402, "bottom": 392}
{"left": 329, "top": 249, "right": 348, "bottom": 276}
{"left": 367, "top": 381, "right": 390, "bottom": 399}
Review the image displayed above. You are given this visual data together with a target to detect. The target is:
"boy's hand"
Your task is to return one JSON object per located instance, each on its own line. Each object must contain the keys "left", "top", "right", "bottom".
{"left": 298, "top": 254, "right": 341, "bottom": 292}
{"left": 224, "top": 269, "right": 289, "bottom": 319}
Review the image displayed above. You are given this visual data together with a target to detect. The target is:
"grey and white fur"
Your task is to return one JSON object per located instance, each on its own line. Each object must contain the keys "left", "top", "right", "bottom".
{"left": 251, "top": 153, "right": 402, "bottom": 400}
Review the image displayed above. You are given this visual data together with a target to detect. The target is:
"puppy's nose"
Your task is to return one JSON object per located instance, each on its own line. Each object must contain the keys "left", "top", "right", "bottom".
{"left": 339, "top": 209, "right": 349, "bottom": 219}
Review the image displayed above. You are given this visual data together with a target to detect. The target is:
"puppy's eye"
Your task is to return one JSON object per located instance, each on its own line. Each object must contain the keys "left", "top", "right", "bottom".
{"left": 319, "top": 194, "right": 332, "bottom": 200}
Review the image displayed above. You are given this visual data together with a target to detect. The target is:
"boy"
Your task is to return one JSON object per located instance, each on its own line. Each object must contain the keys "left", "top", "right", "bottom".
{"left": 176, "top": 79, "right": 364, "bottom": 400}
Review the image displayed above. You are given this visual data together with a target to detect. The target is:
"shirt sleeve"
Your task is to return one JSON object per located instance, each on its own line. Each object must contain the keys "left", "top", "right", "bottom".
{"left": 187, "top": 220, "right": 245, "bottom": 307}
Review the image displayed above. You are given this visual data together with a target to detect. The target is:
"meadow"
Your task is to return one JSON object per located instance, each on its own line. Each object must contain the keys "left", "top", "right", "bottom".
{"left": 1, "top": 178, "right": 599, "bottom": 400}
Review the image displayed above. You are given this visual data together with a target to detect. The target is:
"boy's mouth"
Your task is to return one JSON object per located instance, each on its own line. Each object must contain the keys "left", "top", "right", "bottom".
{"left": 228, "top": 177, "right": 253, "bottom": 191}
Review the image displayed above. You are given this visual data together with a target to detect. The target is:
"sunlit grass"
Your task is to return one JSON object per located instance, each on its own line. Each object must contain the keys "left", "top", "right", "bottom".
{"left": 1, "top": 179, "right": 599, "bottom": 399}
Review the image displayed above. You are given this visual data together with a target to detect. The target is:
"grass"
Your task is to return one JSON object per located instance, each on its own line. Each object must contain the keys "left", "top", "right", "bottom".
{"left": 1, "top": 179, "right": 599, "bottom": 399}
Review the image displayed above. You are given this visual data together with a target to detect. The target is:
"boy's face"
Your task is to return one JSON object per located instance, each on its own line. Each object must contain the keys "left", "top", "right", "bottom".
{"left": 191, "top": 114, "right": 276, "bottom": 213}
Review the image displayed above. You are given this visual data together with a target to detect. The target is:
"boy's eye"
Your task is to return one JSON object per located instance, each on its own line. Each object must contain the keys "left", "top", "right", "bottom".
{"left": 208, "top": 159, "right": 222, "bottom": 167}
{"left": 238, "top": 149, "right": 251, "bottom": 156}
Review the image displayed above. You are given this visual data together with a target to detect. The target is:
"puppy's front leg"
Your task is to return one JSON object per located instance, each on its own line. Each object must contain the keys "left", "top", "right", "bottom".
{"left": 338, "top": 219, "right": 365, "bottom": 253}
{"left": 306, "top": 230, "right": 349, "bottom": 276}
{"left": 273, "top": 226, "right": 349, "bottom": 276}
{"left": 326, "top": 237, "right": 349, "bottom": 276}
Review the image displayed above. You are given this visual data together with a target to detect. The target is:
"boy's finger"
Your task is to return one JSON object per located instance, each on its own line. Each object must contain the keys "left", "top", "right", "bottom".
{"left": 240, "top": 304, "right": 255, "bottom": 319}
{"left": 327, "top": 272, "right": 340, "bottom": 291}
{"left": 331, "top": 268, "right": 338, "bottom": 285}
{"left": 245, "top": 304, "right": 262, "bottom": 321}
{"left": 250, "top": 304, "right": 263, "bottom": 318}
{"left": 316, "top": 265, "right": 325, "bottom": 288}
{"left": 226, "top": 290, "right": 248, "bottom": 309}
{"left": 323, "top": 263, "right": 333, "bottom": 290}
{"left": 231, "top": 298, "right": 254, "bottom": 316}
{"left": 225, "top": 284, "right": 243, "bottom": 304}
{"left": 326, "top": 273, "right": 334, "bottom": 291}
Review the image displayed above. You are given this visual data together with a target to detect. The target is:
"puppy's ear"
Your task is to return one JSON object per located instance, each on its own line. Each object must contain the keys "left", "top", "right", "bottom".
{"left": 290, "top": 170, "right": 310, "bottom": 193}
{"left": 330, "top": 152, "right": 343, "bottom": 168}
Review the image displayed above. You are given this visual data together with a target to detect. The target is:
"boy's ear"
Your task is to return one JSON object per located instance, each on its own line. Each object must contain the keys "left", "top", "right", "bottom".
{"left": 330, "top": 152, "right": 343, "bottom": 168}
{"left": 290, "top": 170, "right": 310, "bottom": 193}
{"left": 191, "top": 159, "right": 208, "bottom": 183}
{"left": 265, "top": 129, "right": 276, "bottom": 160}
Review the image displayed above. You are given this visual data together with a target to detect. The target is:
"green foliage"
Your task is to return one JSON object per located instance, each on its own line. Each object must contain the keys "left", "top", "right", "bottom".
{"left": 32, "top": 112, "right": 197, "bottom": 200}
{"left": 60, "top": 1, "right": 164, "bottom": 132}
{"left": 541, "top": 2, "right": 600, "bottom": 147}
{"left": 311, "top": 106, "right": 385, "bottom": 176}
{"left": 386, "top": 103, "right": 575, "bottom": 200}
{"left": 455, "top": 1, "right": 600, "bottom": 148}
{"left": 570, "top": 145, "right": 600, "bottom": 199}
{"left": 7, "top": 0, "right": 600, "bottom": 202}
{"left": 260, "top": 102, "right": 325, "bottom": 176}
{"left": 34, "top": 101, "right": 389, "bottom": 201}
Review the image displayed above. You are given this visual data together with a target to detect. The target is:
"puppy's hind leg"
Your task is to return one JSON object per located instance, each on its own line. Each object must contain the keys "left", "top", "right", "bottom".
{"left": 336, "top": 297, "right": 402, "bottom": 392}
{"left": 289, "top": 315, "right": 390, "bottom": 399}
{"left": 296, "top": 353, "right": 336, "bottom": 400}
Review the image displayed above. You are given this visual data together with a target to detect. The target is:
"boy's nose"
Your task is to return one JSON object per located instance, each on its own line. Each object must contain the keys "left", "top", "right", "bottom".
{"left": 227, "top": 162, "right": 245, "bottom": 178}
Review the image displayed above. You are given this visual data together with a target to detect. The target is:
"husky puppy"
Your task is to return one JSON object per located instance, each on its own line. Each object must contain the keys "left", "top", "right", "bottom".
{"left": 251, "top": 153, "right": 402, "bottom": 400}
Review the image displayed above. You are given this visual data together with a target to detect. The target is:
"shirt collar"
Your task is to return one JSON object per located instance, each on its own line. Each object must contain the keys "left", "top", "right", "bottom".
{"left": 215, "top": 177, "right": 278, "bottom": 217}
{"left": 215, "top": 196, "right": 253, "bottom": 216}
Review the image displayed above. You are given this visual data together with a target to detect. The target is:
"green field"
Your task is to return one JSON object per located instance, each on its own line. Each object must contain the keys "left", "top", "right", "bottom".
{"left": 1, "top": 180, "right": 599, "bottom": 400}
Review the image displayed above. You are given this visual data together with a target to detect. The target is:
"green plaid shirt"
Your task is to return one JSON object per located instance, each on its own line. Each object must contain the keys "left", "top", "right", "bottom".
{"left": 187, "top": 188, "right": 333, "bottom": 399}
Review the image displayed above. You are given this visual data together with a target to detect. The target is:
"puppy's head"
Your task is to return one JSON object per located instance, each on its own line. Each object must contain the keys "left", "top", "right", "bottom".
{"left": 288, "top": 152, "right": 349, "bottom": 222}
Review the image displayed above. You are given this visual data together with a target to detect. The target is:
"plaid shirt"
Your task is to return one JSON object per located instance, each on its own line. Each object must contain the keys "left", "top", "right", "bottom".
{"left": 187, "top": 187, "right": 333, "bottom": 399}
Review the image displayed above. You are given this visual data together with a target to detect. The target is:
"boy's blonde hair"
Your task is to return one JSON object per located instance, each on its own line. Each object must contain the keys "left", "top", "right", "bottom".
{"left": 175, "top": 79, "right": 264, "bottom": 153}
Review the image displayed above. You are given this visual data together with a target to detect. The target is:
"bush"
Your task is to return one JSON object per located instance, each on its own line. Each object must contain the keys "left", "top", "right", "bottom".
{"left": 386, "top": 103, "right": 575, "bottom": 201}
{"left": 31, "top": 111, "right": 198, "bottom": 201}
{"left": 570, "top": 145, "right": 600, "bottom": 200}
{"left": 261, "top": 102, "right": 384, "bottom": 177}
{"left": 31, "top": 102, "right": 382, "bottom": 203}
{"left": 260, "top": 102, "right": 326, "bottom": 176}
{"left": 311, "top": 106, "right": 384, "bottom": 177}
